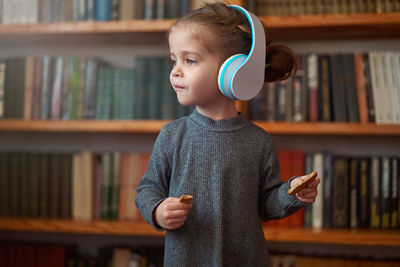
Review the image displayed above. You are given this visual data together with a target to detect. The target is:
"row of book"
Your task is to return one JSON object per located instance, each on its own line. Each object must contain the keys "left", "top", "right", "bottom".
{"left": 0, "top": 243, "right": 163, "bottom": 267}
{"left": 269, "top": 254, "right": 400, "bottom": 267}
{"left": 256, "top": 0, "right": 400, "bottom": 16}
{"left": 0, "top": 0, "right": 192, "bottom": 24}
{"left": 266, "top": 150, "right": 400, "bottom": 229}
{"left": 0, "top": 151, "right": 151, "bottom": 222}
{"left": 250, "top": 52, "right": 400, "bottom": 124}
{"left": 1, "top": 149, "right": 399, "bottom": 230}
{"left": 0, "top": 56, "right": 194, "bottom": 120}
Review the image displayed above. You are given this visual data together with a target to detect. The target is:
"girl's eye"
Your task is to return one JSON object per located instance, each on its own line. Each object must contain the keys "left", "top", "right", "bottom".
{"left": 185, "top": 58, "right": 196, "bottom": 65}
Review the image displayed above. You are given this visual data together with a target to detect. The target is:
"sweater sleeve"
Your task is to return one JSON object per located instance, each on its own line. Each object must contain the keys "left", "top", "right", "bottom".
{"left": 258, "top": 140, "right": 305, "bottom": 221}
{"left": 135, "top": 127, "right": 171, "bottom": 231}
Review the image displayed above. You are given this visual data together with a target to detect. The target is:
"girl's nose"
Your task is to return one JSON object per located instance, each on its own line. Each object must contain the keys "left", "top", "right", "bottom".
{"left": 171, "top": 65, "right": 183, "bottom": 77}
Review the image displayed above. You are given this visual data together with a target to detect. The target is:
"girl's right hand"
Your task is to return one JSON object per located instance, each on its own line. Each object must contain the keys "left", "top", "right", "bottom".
{"left": 153, "top": 197, "right": 192, "bottom": 230}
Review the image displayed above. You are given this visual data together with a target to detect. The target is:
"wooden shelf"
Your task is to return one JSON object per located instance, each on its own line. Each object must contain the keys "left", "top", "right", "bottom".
{"left": 264, "top": 227, "right": 400, "bottom": 247}
{"left": 1, "top": 218, "right": 399, "bottom": 246}
{"left": 0, "top": 120, "right": 400, "bottom": 136}
{"left": 0, "top": 19, "right": 175, "bottom": 45}
{"left": 0, "top": 13, "right": 399, "bottom": 45}
{"left": 0, "top": 218, "right": 164, "bottom": 237}
{"left": 262, "top": 13, "right": 400, "bottom": 40}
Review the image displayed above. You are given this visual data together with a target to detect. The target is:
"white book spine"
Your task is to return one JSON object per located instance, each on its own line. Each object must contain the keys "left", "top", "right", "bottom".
{"left": 312, "top": 152, "right": 323, "bottom": 229}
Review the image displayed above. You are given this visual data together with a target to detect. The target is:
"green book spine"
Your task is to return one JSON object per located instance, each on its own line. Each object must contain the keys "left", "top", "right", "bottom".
{"left": 133, "top": 57, "right": 148, "bottom": 119}
{"left": 70, "top": 57, "right": 81, "bottom": 120}
{"left": 110, "top": 152, "right": 121, "bottom": 219}
{"left": 147, "top": 58, "right": 161, "bottom": 119}
{"left": 113, "top": 68, "right": 122, "bottom": 119}
{"left": 95, "top": 67, "right": 106, "bottom": 120}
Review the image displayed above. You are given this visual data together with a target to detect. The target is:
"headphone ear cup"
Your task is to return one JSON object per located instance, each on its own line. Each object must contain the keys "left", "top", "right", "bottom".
{"left": 218, "top": 54, "right": 247, "bottom": 100}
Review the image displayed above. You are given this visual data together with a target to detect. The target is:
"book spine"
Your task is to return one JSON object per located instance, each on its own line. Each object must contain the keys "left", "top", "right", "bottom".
{"left": 381, "top": 156, "right": 391, "bottom": 228}
{"left": 95, "top": 0, "right": 111, "bottom": 21}
{"left": 40, "top": 56, "right": 51, "bottom": 120}
{"left": 318, "top": 55, "right": 332, "bottom": 121}
{"left": 312, "top": 152, "right": 324, "bottom": 229}
{"left": 307, "top": 53, "right": 319, "bottom": 122}
{"left": 0, "top": 59, "right": 5, "bottom": 118}
{"left": 390, "top": 157, "right": 399, "bottom": 228}
{"left": 0, "top": 153, "right": 9, "bottom": 216}
{"left": 359, "top": 158, "right": 370, "bottom": 227}
{"left": 354, "top": 53, "right": 369, "bottom": 123}
{"left": 350, "top": 158, "right": 360, "bottom": 229}
{"left": 322, "top": 151, "right": 333, "bottom": 228}
{"left": 332, "top": 157, "right": 349, "bottom": 227}
{"left": 370, "top": 156, "right": 381, "bottom": 228}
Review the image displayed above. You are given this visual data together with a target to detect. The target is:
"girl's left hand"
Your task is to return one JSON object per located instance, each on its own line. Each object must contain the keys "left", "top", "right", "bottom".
{"left": 289, "top": 176, "right": 320, "bottom": 204}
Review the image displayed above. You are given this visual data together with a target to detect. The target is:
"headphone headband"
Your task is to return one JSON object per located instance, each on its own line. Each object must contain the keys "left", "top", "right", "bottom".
{"left": 217, "top": 5, "right": 266, "bottom": 101}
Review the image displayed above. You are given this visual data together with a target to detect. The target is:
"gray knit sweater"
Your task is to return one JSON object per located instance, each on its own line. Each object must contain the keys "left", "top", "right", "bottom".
{"left": 135, "top": 109, "right": 304, "bottom": 266}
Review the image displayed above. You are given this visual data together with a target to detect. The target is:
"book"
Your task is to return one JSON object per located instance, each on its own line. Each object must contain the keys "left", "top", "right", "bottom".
{"left": 359, "top": 158, "right": 370, "bottom": 227}
{"left": 330, "top": 55, "right": 347, "bottom": 122}
{"left": 354, "top": 53, "right": 369, "bottom": 123}
{"left": 390, "top": 157, "right": 399, "bottom": 228}
{"left": 95, "top": 0, "right": 111, "bottom": 21}
{"left": 350, "top": 158, "right": 360, "bottom": 229}
{"left": 332, "top": 157, "right": 349, "bottom": 227}
{"left": 343, "top": 54, "right": 359, "bottom": 122}
{"left": 312, "top": 152, "right": 324, "bottom": 229}
{"left": 318, "top": 55, "right": 332, "bottom": 122}
{"left": 322, "top": 151, "right": 333, "bottom": 228}
{"left": 120, "top": 0, "right": 135, "bottom": 20}
{"left": 380, "top": 156, "right": 391, "bottom": 228}
{"left": 370, "top": 156, "right": 381, "bottom": 228}
{"left": 307, "top": 53, "right": 319, "bottom": 122}
{"left": 0, "top": 153, "right": 9, "bottom": 216}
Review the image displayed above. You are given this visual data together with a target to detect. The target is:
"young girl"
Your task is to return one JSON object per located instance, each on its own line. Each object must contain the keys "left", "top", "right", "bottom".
{"left": 135, "top": 3, "right": 319, "bottom": 266}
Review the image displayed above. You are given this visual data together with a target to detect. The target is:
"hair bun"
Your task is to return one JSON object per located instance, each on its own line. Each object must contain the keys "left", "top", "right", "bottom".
{"left": 265, "top": 44, "right": 297, "bottom": 83}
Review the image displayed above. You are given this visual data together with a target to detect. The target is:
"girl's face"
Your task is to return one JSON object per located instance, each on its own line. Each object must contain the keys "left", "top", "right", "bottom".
{"left": 169, "top": 25, "right": 226, "bottom": 108}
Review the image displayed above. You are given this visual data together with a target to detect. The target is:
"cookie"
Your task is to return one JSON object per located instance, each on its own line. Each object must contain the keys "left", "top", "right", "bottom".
{"left": 287, "top": 171, "right": 318, "bottom": 195}
{"left": 179, "top": 195, "right": 193, "bottom": 203}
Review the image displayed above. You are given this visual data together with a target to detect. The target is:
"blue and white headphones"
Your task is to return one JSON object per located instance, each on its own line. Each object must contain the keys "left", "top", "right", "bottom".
{"left": 217, "top": 5, "right": 266, "bottom": 101}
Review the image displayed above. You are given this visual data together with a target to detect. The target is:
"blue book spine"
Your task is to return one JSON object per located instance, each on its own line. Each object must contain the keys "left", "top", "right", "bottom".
{"left": 95, "top": 0, "right": 111, "bottom": 21}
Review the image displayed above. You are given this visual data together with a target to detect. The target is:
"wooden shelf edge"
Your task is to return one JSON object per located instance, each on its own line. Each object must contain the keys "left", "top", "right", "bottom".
{"left": 260, "top": 12, "right": 400, "bottom": 28}
{"left": 263, "top": 226, "right": 400, "bottom": 247}
{"left": 0, "top": 218, "right": 164, "bottom": 237}
{"left": 254, "top": 121, "right": 400, "bottom": 136}
{"left": 1, "top": 218, "right": 399, "bottom": 246}
{"left": 0, "top": 13, "right": 399, "bottom": 34}
{"left": 0, "top": 119, "right": 170, "bottom": 133}
{"left": 1, "top": 120, "right": 400, "bottom": 135}
{"left": 0, "top": 19, "right": 176, "bottom": 34}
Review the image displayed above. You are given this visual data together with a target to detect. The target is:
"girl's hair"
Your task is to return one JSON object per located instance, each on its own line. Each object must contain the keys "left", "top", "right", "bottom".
{"left": 169, "top": 3, "right": 297, "bottom": 83}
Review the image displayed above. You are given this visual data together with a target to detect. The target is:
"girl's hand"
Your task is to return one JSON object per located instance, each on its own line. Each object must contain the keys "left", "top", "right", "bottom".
{"left": 153, "top": 197, "right": 192, "bottom": 230}
{"left": 289, "top": 176, "right": 320, "bottom": 204}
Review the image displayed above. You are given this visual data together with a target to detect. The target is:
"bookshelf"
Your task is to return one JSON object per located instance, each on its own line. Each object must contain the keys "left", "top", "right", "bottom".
{"left": 0, "top": 0, "right": 400, "bottom": 263}
{"left": 0, "top": 218, "right": 399, "bottom": 247}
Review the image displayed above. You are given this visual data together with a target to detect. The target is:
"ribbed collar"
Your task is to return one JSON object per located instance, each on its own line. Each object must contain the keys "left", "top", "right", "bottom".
{"left": 188, "top": 108, "right": 249, "bottom": 132}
